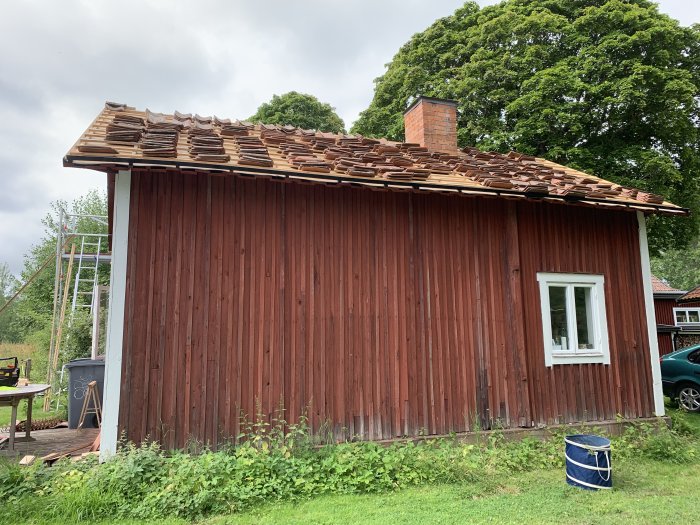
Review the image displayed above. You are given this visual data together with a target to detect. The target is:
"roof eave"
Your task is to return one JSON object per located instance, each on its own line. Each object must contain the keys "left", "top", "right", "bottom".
{"left": 63, "top": 154, "right": 690, "bottom": 216}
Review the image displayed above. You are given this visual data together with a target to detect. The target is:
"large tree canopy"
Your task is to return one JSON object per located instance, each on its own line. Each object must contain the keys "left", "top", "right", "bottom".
{"left": 352, "top": 0, "right": 700, "bottom": 252}
{"left": 651, "top": 238, "right": 700, "bottom": 291}
{"left": 0, "top": 263, "right": 18, "bottom": 342}
{"left": 250, "top": 91, "right": 346, "bottom": 134}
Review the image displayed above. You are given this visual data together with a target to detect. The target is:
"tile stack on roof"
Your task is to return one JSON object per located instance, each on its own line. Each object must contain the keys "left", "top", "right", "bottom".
{"left": 64, "top": 102, "right": 687, "bottom": 216}
{"left": 187, "top": 114, "right": 230, "bottom": 163}
{"left": 138, "top": 110, "right": 184, "bottom": 158}
{"left": 232, "top": 122, "right": 274, "bottom": 168}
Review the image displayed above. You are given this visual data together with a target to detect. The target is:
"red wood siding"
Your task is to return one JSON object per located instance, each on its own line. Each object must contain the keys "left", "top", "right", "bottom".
{"left": 654, "top": 298, "right": 679, "bottom": 326}
{"left": 653, "top": 298, "right": 700, "bottom": 356}
{"left": 653, "top": 298, "right": 677, "bottom": 357}
{"left": 682, "top": 301, "right": 700, "bottom": 308}
{"left": 655, "top": 298, "right": 700, "bottom": 326}
{"left": 658, "top": 333, "right": 674, "bottom": 356}
{"left": 119, "top": 169, "right": 655, "bottom": 448}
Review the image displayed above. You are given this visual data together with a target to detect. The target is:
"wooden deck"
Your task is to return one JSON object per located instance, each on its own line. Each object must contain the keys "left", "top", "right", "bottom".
{"left": 0, "top": 427, "right": 99, "bottom": 459}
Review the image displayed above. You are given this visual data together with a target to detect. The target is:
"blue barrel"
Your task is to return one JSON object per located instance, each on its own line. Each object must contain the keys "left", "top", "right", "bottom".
{"left": 565, "top": 435, "right": 612, "bottom": 490}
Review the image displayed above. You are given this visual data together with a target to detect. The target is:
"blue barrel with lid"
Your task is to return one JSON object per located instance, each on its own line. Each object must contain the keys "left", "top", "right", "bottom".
{"left": 565, "top": 434, "right": 612, "bottom": 490}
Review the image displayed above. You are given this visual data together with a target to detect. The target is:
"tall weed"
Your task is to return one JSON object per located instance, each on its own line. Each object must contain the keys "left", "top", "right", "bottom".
{"left": 2, "top": 410, "right": 698, "bottom": 521}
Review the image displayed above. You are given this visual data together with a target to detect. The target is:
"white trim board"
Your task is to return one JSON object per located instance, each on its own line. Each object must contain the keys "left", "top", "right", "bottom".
{"left": 101, "top": 170, "right": 131, "bottom": 460}
{"left": 637, "top": 211, "right": 665, "bottom": 417}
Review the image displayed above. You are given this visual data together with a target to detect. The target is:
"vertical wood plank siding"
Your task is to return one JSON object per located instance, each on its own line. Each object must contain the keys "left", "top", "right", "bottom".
{"left": 654, "top": 298, "right": 678, "bottom": 326}
{"left": 657, "top": 333, "right": 674, "bottom": 357}
{"left": 655, "top": 298, "right": 700, "bottom": 326}
{"left": 654, "top": 298, "right": 700, "bottom": 356}
{"left": 119, "top": 169, "right": 654, "bottom": 447}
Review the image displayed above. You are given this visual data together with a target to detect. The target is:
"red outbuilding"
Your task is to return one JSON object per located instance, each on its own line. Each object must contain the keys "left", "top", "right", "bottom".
{"left": 64, "top": 98, "right": 688, "bottom": 455}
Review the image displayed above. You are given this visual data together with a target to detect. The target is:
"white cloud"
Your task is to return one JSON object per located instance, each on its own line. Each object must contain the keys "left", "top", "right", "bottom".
{"left": 0, "top": 0, "right": 697, "bottom": 275}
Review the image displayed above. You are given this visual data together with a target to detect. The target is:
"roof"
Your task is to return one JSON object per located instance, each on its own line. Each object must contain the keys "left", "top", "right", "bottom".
{"left": 678, "top": 284, "right": 700, "bottom": 304}
{"left": 63, "top": 102, "right": 687, "bottom": 215}
{"left": 651, "top": 274, "right": 685, "bottom": 296}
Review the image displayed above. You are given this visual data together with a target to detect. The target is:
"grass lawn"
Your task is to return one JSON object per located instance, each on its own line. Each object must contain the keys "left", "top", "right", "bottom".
{"left": 0, "top": 343, "right": 35, "bottom": 363}
{"left": 25, "top": 457, "right": 698, "bottom": 525}
{"left": 204, "top": 459, "right": 699, "bottom": 525}
{"left": 0, "top": 343, "right": 61, "bottom": 428}
{"left": 9, "top": 407, "right": 699, "bottom": 525}
{"left": 0, "top": 396, "right": 56, "bottom": 428}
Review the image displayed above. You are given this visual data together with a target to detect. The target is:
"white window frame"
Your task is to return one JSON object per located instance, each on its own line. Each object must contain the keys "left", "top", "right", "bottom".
{"left": 537, "top": 273, "right": 610, "bottom": 366}
{"left": 673, "top": 307, "right": 700, "bottom": 326}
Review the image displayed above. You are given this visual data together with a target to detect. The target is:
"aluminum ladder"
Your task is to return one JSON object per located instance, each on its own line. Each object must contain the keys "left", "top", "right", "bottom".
{"left": 71, "top": 234, "right": 103, "bottom": 313}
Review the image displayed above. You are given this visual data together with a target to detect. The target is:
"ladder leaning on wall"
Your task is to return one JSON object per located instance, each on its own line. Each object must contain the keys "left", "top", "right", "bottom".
{"left": 71, "top": 233, "right": 105, "bottom": 314}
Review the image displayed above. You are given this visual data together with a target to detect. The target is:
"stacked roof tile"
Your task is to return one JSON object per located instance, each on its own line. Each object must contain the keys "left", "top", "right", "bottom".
{"left": 65, "top": 103, "right": 686, "bottom": 215}
{"left": 678, "top": 285, "right": 700, "bottom": 303}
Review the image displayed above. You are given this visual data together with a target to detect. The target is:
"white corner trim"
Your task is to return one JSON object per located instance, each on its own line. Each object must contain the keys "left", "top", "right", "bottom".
{"left": 101, "top": 170, "right": 131, "bottom": 460}
{"left": 637, "top": 211, "right": 665, "bottom": 417}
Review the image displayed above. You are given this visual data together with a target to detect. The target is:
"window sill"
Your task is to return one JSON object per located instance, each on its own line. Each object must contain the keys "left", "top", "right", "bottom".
{"left": 551, "top": 351, "right": 601, "bottom": 357}
{"left": 548, "top": 352, "right": 608, "bottom": 366}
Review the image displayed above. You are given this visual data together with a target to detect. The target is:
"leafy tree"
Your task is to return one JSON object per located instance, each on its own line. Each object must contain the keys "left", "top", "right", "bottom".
{"left": 351, "top": 0, "right": 700, "bottom": 253}
{"left": 651, "top": 239, "right": 700, "bottom": 291}
{"left": 0, "top": 263, "right": 19, "bottom": 342}
{"left": 0, "top": 263, "right": 15, "bottom": 297}
{"left": 250, "top": 91, "right": 346, "bottom": 133}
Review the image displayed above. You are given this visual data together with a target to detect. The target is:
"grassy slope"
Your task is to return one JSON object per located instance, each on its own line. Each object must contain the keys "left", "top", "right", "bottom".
{"left": 0, "top": 343, "right": 60, "bottom": 427}
{"left": 13, "top": 408, "right": 700, "bottom": 525}
{"left": 0, "top": 343, "right": 35, "bottom": 362}
{"left": 212, "top": 407, "right": 700, "bottom": 525}
{"left": 24, "top": 458, "right": 697, "bottom": 525}
{"left": 209, "top": 460, "right": 699, "bottom": 525}
{"left": 0, "top": 397, "right": 53, "bottom": 428}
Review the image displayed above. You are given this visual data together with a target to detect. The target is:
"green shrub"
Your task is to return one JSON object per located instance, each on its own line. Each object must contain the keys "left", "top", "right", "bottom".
{"left": 613, "top": 419, "right": 698, "bottom": 464}
{"left": 2, "top": 411, "right": 698, "bottom": 522}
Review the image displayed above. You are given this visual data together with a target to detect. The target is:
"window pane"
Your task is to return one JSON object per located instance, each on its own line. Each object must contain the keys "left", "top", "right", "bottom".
{"left": 574, "top": 287, "right": 595, "bottom": 350}
{"left": 549, "top": 286, "right": 570, "bottom": 351}
{"left": 676, "top": 311, "right": 687, "bottom": 324}
{"left": 689, "top": 311, "right": 700, "bottom": 323}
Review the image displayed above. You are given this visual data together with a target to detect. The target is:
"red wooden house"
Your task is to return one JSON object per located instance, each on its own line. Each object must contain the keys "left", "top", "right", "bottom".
{"left": 652, "top": 275, "right": 685, "bottom": 356}
{"left": 673, "top": 284, "right": 700, "bottom": 350}
{"left": 64, "top": 97, "right": 687, "bottom": 455}
{"left": 651, "top": 275, "right": 700, "bottom": 355}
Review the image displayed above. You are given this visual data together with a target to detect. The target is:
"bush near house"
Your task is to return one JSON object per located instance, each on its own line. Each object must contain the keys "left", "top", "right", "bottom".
{"left": 1, "top": 409, "right": 698, "bottom": 522}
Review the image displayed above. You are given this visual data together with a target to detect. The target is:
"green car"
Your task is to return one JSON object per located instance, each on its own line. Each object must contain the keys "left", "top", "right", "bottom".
{"left": 661, "top": 345, "right": 700, "bottom": 412}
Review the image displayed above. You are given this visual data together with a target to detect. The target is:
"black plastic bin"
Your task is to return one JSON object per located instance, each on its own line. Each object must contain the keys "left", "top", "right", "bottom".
{"left": 65, "top": 358, "right": 105, "bottom": 429}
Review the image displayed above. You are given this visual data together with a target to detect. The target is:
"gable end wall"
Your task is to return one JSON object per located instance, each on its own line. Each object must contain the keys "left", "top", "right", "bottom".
{"left": 118, "top": 169, "right": 654, "bottom": 448}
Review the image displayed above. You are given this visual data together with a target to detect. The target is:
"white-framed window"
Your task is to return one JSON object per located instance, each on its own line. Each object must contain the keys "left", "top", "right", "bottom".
{"left": 673, "top": 308, "right": 700, "bottom": 325}
{"left": 537, "top": 273, "right": 610, "bottom": 366}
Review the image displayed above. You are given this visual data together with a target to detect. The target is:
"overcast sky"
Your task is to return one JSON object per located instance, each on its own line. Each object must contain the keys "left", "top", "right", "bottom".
{"left": 0, "top": 0, "right": 698, "bottom": 276}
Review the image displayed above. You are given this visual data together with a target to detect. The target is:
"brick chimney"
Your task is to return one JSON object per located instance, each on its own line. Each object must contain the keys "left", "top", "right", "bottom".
{"left": 403, "top": 96, "right": 458, "bottom": 155}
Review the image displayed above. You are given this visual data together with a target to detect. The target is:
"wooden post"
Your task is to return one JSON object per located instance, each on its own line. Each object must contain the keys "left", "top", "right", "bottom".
{"left": 101, "top": 170, "right": 131, "bottom": 459}
{"left": 638, "top": 211, "right": 665, "bottom": 416}
{"left": 26, "top": 397, "right": 33, "bottom": 439}
{"left": 91, "top": 285, "right": 108, "bottom": 359}
{"left": 9, "top": 400, "right": 17, "bottom": 452}
{"left": 44, "top": 244, "right": 76, "bottom": 412}
{"left": 46, "top": 208, "right": 64, "bottom": 390}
